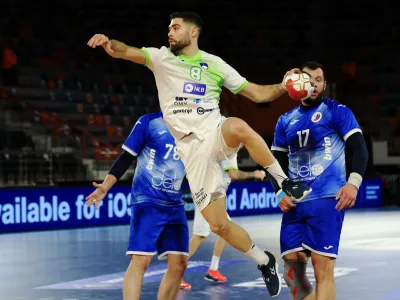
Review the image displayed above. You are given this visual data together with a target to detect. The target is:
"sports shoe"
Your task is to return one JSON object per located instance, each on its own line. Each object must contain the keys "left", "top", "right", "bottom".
{"left": 180, "top": 279, "right": 191, "bottom": 289}
{"left": 204, "top": 269, "right": 227, "bottom": 283}
{"left": 281, "top": 178, "right": 312, "bottom": 201}
{"left": 257, "top": 250, "right": 282, "bottom": 297}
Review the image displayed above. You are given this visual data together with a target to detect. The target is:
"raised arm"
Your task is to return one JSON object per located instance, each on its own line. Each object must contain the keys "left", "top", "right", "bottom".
{"left": 238, "top": 68, "right": 300, "bottom": 103}
{"left": 87, "top": 34, "right": 146, "bottom": 65}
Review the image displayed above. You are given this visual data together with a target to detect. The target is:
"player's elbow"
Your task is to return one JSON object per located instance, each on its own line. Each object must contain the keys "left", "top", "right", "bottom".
{"left": 228, "top": 170, "right": 238, "bottom": 180}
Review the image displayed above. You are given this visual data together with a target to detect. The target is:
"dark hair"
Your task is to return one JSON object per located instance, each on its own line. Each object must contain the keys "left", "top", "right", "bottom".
{"left": 301, "top": 61, "right": 326, "bottom": 80}
{"left": 170, "top": 12, "right": 203, "bottom": 36}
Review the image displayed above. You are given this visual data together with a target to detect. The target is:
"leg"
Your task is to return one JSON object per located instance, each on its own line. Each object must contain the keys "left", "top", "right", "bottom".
{"left": 177, "top": 127, "right": 280, "bottom": 296}
{"left": 125, "top": 203, "right": 168, "bottom": 299}
{"left": 157, "top": 205, "right": 189, "bottom": 297}
{"left": 221, "top": 117, "right": 277, "bottom": 168}
{"left": 212, "top": 236, "right": 227, "bottom": 261}
{"left": 311, "top": 253, "right": 336, "bottom": 300}
{"left": 301, "top": 198, "right": 345, "bottom": 300}
{"left": 158, "top": 254, "right": 188, "bottom": 300}
{"left": 221, "top": 118, "right": 288, "bottom": 184}
{"left": 221, "top": 117, "right": 312, "bottom": 200}
{"left": 188, "top": 207, "right": 211, "bottom": 259}
{"left": 201, "top": 197, "right": 253, "bottom": 253}
{"left": 188, "top": 234, "right": 207, "bottom": 258}
{"left": 204, "top": 235, "right": 228, "bottom": 283}
{"left": 283, "top": 252, "right": 315, "bottom": 300}
{"left": 123, "top": 255, "right": 153, "bottom": 300}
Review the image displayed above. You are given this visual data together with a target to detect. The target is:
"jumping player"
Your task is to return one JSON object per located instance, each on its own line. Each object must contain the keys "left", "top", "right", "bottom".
{"left": 181, "top": 157, "right": 266, "bottom": 289}
{"left": 270, "top": 62, "right": 368, "bottom": 300}
{"left": 87, "top": 12, "right": 312, "bottom": 296}
{"left": 85, "top": 112, "right": 188, "bottom": 300}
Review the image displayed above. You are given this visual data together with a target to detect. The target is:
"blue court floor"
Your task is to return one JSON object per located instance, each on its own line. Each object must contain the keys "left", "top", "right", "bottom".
{"left": 1, "top": 208, "right": 399, "bottom": 300}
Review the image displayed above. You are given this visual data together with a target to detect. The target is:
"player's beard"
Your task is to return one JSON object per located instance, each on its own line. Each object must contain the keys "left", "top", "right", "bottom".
{"left": 170, "top": 35, "right": 191, "bottom": 54}
{"left": 303, "top": 93, "right": 323, "bottom": 106}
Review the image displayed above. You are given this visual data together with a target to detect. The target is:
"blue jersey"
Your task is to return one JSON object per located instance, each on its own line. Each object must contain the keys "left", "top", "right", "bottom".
{"left": 272, "top": 98, "right": 361, "bottom": 202}
{"left": 122, "top": 112, "right": 185, "bottom": 207}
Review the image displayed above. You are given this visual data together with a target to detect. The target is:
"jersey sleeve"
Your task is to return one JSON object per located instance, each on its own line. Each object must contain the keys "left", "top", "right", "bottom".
{"left": 332, "top": 105, "right": 362, "bottom": 141}
{"left": 122, "top": 115, "right": 148, "bottom": 156}
{"left": 141, "top": 47, "right": 165, "bottom": 72}
{"left": 271, "top": 116, "right": 289, "bottom": 152}
{"left": 221, "top": 154, "right": 239, "bottom": 171}
{"left": 221, "top": 59, "right": 249, "bottom": 94}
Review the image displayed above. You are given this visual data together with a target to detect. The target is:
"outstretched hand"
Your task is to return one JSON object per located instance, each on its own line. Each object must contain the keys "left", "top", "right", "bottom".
{"left": 87, "top": 34, "right": 115, "bottom": 55}
{"left": 85, "top": 182, "right": 108, "bottom": 210}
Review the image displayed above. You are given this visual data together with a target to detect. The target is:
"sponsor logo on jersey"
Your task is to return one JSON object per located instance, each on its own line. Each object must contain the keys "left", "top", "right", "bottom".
{"left": 183, "top": 82, "right": 207, "bottom": 96}
{"left": 197, "top": 107, "right": 216, "bottom": 115}
{"left": 193, "top": 98, "right": 212, "bottom": 104}
{"left": 173, "top": 108, "right": 192, "bottom": 115}
{"left": 312, "top": 112, "right": 322, "bottom": 123}
{"left": 174, "top": 96, "right": 188, "bottom": 105}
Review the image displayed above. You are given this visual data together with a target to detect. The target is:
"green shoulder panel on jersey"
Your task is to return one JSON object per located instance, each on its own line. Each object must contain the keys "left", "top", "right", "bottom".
{"left": 141, "top": 47, "right": 151, "bottom": 67}
{"left": 233, "top": 80, "right": 249, "bottom": 94}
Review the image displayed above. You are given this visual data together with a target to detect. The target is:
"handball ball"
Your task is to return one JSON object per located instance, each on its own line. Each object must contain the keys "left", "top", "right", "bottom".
{"left": 285, "top": 72, "right": 314, "bottom": 101}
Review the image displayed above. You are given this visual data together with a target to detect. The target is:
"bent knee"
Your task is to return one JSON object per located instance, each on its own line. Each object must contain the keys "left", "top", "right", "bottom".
{"left": 225, "top": 118, "right": 251, "bottom": 137}
{"left": 210, "top": 220, "right": 230, "bottom": 236}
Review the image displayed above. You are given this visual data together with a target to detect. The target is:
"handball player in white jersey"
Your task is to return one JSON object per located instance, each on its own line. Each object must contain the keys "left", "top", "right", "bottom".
{"left": 87, "top": 12, "right": 312, "bottom": 297}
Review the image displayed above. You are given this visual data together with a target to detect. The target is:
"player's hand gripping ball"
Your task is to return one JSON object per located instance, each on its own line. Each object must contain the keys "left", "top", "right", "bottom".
{"left": 285, "top": 71, "right": 314, "bottom": 101}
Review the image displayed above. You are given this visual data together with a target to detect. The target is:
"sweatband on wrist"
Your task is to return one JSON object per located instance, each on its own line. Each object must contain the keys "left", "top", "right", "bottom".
{"left": 347, "top": 172, "right": 363, "bottom": 189}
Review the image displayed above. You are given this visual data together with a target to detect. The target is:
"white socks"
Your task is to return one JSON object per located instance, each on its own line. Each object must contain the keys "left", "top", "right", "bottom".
{"left": 245, "top": 244, "right": 269, "bottom": 266}
{"left": 210, "top": 256, "right": 220, "bottom": 271}
{"left": 264, "top": 160, "right": 288, "bottom": 187}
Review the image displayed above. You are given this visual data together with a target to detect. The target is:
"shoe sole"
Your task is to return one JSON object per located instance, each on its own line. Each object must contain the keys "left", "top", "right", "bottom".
{"left": 180, "top": 285, "right": 191, "bottom": 290}
{"left": 204, "top": 275, "right": 227, "bottom": 283}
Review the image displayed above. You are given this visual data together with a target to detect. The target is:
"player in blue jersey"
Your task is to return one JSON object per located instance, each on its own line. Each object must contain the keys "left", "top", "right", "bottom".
{"left": 269, "top": 62, "right": 369, "bottom": 300}
{"left": 85, "top": 112, "right": 188, "bottom": 300}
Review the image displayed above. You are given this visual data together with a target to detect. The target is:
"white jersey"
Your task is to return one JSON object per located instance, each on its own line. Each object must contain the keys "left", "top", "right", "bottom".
{"left": 142, "top": 46, "right": 248, "bottom": 140}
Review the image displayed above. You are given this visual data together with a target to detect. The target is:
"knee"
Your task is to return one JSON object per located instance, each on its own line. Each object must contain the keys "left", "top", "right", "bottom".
{"left": 313, "top": 258, "right": 335, "bottom": 282}
{"left": 228, "top": 118, "right": 251, "bottom": 139}
{"left": 209, "top": 219, "right": 230, "bottom": 237}
{"left": 284, "top": 259, "right": 313, "bottom": 300}
{"left": 129, "top": 255, "right": 152, "bottom": 273}
{"left": 168, "top": 258, "right": 188, "bottom": 276}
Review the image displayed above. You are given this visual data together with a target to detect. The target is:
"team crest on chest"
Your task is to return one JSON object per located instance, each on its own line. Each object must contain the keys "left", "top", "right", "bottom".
{"left": 311, "top": 112, "right": 322, "bottom": 123}
{"left": 200, "top": 62, "right": 208, "bottom": 70}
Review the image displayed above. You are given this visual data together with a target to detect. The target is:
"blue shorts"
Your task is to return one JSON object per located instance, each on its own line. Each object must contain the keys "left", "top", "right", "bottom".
{"left": 280, "top": 198, "right": 345, "bottom": 258}
{"left": 126, "top": 202, "right": 189, "bottom": 260}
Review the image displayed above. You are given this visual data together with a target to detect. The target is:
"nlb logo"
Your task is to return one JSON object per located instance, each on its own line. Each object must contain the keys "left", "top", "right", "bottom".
{"left": 183, "top": 82, "right": 206, "bottom": 96}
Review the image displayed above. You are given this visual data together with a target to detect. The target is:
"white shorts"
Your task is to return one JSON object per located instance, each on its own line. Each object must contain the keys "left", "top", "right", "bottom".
{"left": 193, "top": 206, "right": 231, "bottom": 237}
{"left": 176, "top": 117, "right": 240, "bottom": 211}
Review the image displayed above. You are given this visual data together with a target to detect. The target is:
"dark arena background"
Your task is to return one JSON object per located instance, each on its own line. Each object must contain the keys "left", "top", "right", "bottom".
{"left": 0, "top": 0, "right": 399, "bottom": 299}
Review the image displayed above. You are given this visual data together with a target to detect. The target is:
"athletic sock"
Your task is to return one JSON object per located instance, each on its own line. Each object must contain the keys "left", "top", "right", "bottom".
{"left": 245, "top": 244, "right": 269, "bottom": 266}
{"left": 209, "top": 256, "right": 220, "bottom": 271}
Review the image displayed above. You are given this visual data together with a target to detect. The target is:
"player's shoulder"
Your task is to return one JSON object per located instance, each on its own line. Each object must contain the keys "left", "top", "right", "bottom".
{"left": 143, "top": 111, "right": 163, "bottom": 123}
{"left": 200, "top": 50, "right": 226, "bottom": 65}
{"left": 322, "top": 98, "right": 353, "bottom": 113}
{"left": 277, "top": 106, "right": 301, "bottom": 127}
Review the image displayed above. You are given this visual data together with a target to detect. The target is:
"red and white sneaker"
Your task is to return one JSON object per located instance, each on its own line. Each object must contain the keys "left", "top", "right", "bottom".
{"left": 180, "top": 279, "right": 192, "bottom": 289}
{"left": 204, "top": 269, "right": 227, "bottom": 283}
